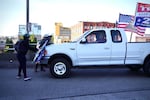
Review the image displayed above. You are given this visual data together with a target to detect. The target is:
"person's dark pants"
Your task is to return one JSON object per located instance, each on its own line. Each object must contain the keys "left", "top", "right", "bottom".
{"left": 17, "top": 53, "right": 27, "bottom": 78}
{"left": 35, "top": 63, "right": 45, "bottom": 72}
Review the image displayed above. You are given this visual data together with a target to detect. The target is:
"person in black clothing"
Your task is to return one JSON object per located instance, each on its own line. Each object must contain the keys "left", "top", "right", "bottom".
{"left": 16, "top": 34, "right": 36, "bottom": 81}
{"left": 35, "top": 34, "right": 52, "bottom": 72}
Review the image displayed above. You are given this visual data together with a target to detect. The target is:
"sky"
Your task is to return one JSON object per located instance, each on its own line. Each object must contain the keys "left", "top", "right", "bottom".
{"left": 0, "top": 0, "right": 150, "bottom": 36}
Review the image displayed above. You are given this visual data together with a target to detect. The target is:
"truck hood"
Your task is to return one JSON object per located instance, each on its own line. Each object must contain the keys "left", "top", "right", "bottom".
{"left": 45, "top": 42, "right": 77, "bottom": 56}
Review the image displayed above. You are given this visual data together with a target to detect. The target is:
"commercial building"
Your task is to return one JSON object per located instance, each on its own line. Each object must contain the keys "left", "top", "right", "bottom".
{"left": 54, "top": 21, "right": 115, "bottom": 42}
{"left": 18, "top": 23, "right": 41, "bottom": 41}
{"left": 136, "top": 34, "right": 150, "bottom": 42}
{"left": 54, "top": 21, "right": 150, "bottom": 43}
{"left": 71, "top": 21, "right": 115, "bottom": 41}
{"left": 55, "top": 22, "right": 71, "bottom": 43}
{"left": 18, "top": 25, "right": 26, "bottom": 35}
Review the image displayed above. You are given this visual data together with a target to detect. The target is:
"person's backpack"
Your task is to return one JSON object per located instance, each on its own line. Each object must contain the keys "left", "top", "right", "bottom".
{"left": 14, "top": 40, "right": 23, "bottom": 52}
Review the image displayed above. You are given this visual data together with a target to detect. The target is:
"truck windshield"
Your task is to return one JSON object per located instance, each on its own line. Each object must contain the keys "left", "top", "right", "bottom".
{"left": 71, "top": 30, "right": 90, "bottom": 43}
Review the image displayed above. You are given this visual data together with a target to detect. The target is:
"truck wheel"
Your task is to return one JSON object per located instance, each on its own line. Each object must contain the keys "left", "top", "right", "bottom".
{"left": 127, "top": 65, "right": 142, "bottom": 71}
{"left": 49, "top": 58, "right": 71, "bottom": 78}
{"left": 143, "top": 60, "right": 150, "bottom": 77}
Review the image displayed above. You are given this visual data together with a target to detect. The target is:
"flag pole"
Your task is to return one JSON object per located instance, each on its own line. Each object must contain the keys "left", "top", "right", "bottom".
{"left": 130, "top": 32, "right": 133, "bottom": 42}
{"left": 130, "top": 2, "right": 137, "bottom": 42}
{"left": 115, "top": 20, "right": 117, "bottom": 28}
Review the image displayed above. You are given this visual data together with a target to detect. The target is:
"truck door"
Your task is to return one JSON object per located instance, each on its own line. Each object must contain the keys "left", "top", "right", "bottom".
{"left": 77, "top": 30, "right": 111, "bottom": 66}
{"left": 110, "top": 30, "right": 126, "bottom": 64}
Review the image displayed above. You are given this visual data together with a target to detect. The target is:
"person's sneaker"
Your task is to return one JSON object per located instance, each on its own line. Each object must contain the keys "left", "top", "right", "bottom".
{"left": 16, "top": 76, "right": 21, "bottom": 79}
{"left": 24, "top": 77, "right": 31, "bottom": 81}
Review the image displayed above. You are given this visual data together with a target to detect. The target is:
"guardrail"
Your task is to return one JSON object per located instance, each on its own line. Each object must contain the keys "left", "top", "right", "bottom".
{"left": 0, "top": 43, "right": 37, "bottom": 62}
{"left": 1, "top": 43, "right": 37, "bottom": 53}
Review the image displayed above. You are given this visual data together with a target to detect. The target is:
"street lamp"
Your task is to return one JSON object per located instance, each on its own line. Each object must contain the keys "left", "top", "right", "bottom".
{"left": 26, "top": 0, "right": 29, "bottom": 34}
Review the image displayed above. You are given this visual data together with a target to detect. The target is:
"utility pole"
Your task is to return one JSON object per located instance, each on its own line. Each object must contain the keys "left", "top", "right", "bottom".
{"left": 26, "top": 0, "right": 29, "bottom": 34}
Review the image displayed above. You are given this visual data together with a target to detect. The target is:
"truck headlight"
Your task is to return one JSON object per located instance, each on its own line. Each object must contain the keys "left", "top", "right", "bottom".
{"left": 44, "top": 49, "right": 47, "bottom": 56}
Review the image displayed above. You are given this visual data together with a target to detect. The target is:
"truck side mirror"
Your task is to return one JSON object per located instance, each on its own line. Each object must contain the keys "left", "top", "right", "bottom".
{"left": 80, "top": 38, "right": 86, "bottom": 44}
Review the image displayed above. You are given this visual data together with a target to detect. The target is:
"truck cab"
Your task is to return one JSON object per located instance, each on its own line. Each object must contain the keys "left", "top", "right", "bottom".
{"left": 76, "top": 29, "right": 127, "bottom": 65}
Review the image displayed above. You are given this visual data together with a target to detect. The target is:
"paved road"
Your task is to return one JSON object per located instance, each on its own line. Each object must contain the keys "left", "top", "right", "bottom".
{"left": 0, "top": 67, "right": 150, "bottom": 100}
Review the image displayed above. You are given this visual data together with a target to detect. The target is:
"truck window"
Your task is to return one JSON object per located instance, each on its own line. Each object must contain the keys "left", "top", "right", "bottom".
{"left": 86, "top": 33, "right": 97, "bottom": 43}
{"left": 86, "top": 30, "right": 106, "bottom": 43}
{"left": 111, "top": 30, "right": 122, "bottom": 43}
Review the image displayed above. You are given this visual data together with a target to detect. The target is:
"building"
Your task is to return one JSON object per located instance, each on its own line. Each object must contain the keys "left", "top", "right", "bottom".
{"left": 136, "top": 34, "right": 150, "bottom": 42}
{"left": 55, "top": 22, "right": 71, "bottom": 43}
{"left": 18, "top": 23, "right": 41, "bottom": 41}
{"left": 71, "top": 21, "right": 115, "bottom": 41}
{"left": 18, "top": 25, "right": 26, "bottom": 35}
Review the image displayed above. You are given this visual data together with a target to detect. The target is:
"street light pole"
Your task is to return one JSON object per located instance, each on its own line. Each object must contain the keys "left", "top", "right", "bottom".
{"left": 26, "top": 0, "right": 29, "bottom": 34}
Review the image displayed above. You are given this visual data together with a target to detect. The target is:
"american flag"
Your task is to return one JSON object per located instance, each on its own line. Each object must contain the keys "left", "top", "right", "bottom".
{"left": 117, "top": 13, "right": 146, "bottom": 36}
{"left": 33, "top": 40, "right": 48, "bottom": 63}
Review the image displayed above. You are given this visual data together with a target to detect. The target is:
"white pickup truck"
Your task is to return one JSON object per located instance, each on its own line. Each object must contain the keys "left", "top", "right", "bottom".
{"left": 41, "top": 28, "right": 150, "bottom": 78}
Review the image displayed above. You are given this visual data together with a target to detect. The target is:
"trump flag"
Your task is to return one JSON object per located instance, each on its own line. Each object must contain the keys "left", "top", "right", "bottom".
{"left": 134, "top": 2, "right": 150, "bottom": 28}
{"left": 117, "top": 13, "right": 146, "bottom": 36}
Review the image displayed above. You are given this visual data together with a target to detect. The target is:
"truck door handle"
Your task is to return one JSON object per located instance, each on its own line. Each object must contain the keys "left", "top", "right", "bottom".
{"left": 104, "top": 47, "right": 109, "bottom": 50}
{"left": 70, "top": 48, "right": 75, "bottom": 50}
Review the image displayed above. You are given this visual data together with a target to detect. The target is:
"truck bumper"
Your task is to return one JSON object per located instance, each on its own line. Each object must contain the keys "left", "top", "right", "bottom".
{"left": 40, "top": 56, "right": 50, "bottom": 65}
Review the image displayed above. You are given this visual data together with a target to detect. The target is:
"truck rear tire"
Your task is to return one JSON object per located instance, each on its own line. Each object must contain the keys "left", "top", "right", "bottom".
{"left": 143, "top": 60, "right": 150, "bottom": 77}
{"left": 49, "top": 57, "right": 71, "bottom": 78}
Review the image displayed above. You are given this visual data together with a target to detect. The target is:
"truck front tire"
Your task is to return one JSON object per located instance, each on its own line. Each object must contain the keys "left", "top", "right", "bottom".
{"left": 49, "top": 58, "right": 71, "bottom": 78}
{"left": 143, "top": 60, "right": 150, "bottom": 77}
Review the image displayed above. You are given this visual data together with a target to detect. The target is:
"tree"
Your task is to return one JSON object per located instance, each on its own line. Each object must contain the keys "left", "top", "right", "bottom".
{"left": 4, "top": 37, "right": 14, "bottom": 53}
{"left": 6, "top": 37, "right": 13, "bottom": 44}
{"left": 30, "top": 34, "right": 37, "bottom": 43}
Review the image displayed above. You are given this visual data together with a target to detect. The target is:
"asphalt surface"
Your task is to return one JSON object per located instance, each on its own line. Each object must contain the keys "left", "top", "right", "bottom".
{"left": 0, "top": 61, "right": 150, "bottom": 100}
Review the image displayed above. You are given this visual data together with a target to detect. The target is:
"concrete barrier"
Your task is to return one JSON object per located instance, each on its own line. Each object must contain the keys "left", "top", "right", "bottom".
{"left": 0, "top": 52, "right": 35, "bottom": 68}
{"left": 0, "top": 52, "right": 35, "bottom": 61}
